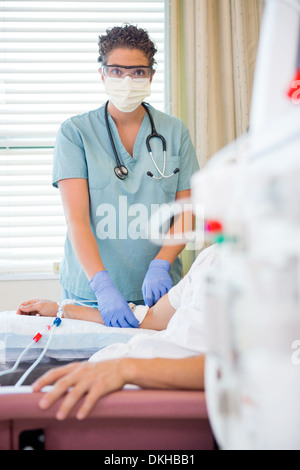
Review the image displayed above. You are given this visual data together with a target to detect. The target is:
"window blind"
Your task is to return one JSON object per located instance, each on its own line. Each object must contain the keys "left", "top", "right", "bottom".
{"left": 0, "top": 0, "right": 166, "bottom": 276}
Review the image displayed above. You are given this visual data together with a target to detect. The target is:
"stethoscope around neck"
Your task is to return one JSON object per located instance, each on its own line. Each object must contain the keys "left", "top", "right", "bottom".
{"left": 104, "top": 101, "right": 180, "bottom": 180}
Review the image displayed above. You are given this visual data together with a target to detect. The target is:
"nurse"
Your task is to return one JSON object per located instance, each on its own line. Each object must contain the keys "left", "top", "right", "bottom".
{"left": 53, "top": 24, "right": 199, "bottom": 328}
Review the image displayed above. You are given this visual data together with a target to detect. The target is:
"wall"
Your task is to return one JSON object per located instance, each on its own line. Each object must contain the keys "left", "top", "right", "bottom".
{"left": 0, "top": 277, "right": 61, "bottom": 311}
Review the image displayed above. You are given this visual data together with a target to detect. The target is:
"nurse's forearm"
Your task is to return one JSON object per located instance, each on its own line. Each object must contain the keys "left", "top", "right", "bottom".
{"left": 155, "top": 243, "right": 185, "bottom": 265}
{"left": 155, "top": 208, "right": 186, "bottom": 263}
{"left": 58, "top": 179, "right": 106, "bottom": 280}
{"left": 67, "top": 220, "right": 105, "bottom": 280}
{"left": 155, "top": 189, "right": 193, "bottom": 265}
{"left": 156, "top": 207, "right": 187, "bottom": 264}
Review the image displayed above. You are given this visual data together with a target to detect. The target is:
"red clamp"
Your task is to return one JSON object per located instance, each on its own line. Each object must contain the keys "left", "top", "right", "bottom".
{"left": 33, "top": 333, "right": 42, "bottom": 343}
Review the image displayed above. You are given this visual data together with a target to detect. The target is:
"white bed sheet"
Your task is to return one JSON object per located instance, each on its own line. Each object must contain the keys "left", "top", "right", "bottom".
{"left": 0, "top": 311, "right": 156, "bottom": 361}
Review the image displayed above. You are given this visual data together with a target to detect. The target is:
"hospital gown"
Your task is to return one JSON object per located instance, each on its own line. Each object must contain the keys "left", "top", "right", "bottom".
{"left": 89, "top": 244, "right": 217, "bottom": 362}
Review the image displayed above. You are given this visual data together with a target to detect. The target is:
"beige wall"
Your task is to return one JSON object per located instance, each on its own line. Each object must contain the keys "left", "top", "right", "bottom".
{"left": 0, "top": 278, "right": 61, "bottom": 311}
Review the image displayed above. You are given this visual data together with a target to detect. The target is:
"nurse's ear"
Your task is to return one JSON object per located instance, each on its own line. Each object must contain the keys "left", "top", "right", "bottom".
{"left": 98, "top": 67, "right": 105, "bottom": 83}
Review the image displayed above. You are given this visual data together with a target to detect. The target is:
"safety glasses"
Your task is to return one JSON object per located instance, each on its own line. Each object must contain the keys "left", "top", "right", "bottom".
{"left": 102, "top": 65, "right": 154, "bottom": 80}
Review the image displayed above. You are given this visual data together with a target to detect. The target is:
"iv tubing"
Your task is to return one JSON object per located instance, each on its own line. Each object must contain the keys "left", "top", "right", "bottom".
{"left": 0, "top": 324, "right": 51, "bottom": 379}
{"left": 0, "top": 299, "right": 97, "bottom": 386}
{"left": 14, "top": 299, "right": 97, "bottom": 386}
{"left": 14, "top": 320, "right": 60, "bottom": 387}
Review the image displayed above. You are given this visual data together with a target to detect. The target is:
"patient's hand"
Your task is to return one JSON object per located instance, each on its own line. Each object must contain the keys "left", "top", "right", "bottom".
{"left": 17, "top": 299, "right": 59, "bottom": 317}
{"left": 17, "top": 299, "right": 104, "bottom": 324}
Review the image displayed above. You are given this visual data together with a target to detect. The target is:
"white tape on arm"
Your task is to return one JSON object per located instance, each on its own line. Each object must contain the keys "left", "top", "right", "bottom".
{"left": 131, "top": 305, "right": 149, "bottom": 324}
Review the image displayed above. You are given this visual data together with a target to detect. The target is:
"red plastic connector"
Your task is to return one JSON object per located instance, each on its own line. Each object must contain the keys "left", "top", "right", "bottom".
{"left": 33, "top": 333, "right": 42, "bottom": 343}
{"left": 204, "top": 220, "right": 223, "bottom": 233}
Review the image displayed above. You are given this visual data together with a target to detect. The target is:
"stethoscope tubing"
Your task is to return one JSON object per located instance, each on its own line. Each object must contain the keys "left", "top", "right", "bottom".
{"left": 104, "top": 101, "right": 179, "bottom": 180}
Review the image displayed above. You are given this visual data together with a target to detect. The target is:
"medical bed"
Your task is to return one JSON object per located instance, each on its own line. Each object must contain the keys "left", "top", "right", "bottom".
{"left": 0, "top": 311, "right": 215, "bottom": 450}
{"left": 0, "top": 388, "right": 214, "bottom": 450}
{"left": 0, "top": 310, "right": 143, "bottom": 366}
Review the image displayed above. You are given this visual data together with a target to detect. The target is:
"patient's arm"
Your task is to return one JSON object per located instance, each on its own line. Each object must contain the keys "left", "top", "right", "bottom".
{"left": 139, "top": 294, "right": 176, "bottom": 330}
{"left": 33, "top": 355, "right": 205, "bottom": 420}
{"left": 17, "top": 299, "right": 104, "bottom": 324}
{"left": 17, "top": 293, "right": 176, "bottom": 330}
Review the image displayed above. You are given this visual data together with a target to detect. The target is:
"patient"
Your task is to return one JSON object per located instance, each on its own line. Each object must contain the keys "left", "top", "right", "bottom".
{"left": 17, "top": 244, "right": 217, "bottom": 347}
{"left": 33, "top": 355, "right": 205, "bottom": 421}
{"left": 17, "top": 296, "right": 172, "bottom": 332}
{"left": 22, "top": 245, "right": 217, "bottom": 420}
{"left": 17, "top": 300, "right": 151, "bottom": 328}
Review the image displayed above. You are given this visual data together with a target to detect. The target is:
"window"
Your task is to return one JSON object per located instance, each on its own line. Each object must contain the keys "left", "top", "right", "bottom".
{"left": 0, "top": 0, "right": 166, "bottom": 276}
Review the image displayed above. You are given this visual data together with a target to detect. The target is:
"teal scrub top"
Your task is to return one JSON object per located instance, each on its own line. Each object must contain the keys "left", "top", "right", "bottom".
{"left": 52, "top": 103, "right": 199, "bottom": 302}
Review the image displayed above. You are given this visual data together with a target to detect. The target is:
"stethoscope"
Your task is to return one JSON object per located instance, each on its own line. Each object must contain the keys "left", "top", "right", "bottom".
{"left": 104, "top": 101, "right": 180, "bottom": 180}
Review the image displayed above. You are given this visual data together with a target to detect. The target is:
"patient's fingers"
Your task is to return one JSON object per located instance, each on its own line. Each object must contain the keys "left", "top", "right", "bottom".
{"left": 35, "top": 362, "right": 90, "bottom": 420}
{"left": 55, "top": 381, "right": 90, "bottom": 420}
{"left": 33, "top": 362, "right": 81, "bottom": 392}
{"left": 18, "top": 305, "right": 39, "bottom": 315}
{"left": 76, "top": 386, "right": 104, "bottom": 420}
{"left": 16, "top": 298, "right": 42, "bottom": 315}
{"left": 18, "top": 299, "right": 58, "bottom": 317}
{"left": 34, "top": 360, "right": 126, "bottom": 420}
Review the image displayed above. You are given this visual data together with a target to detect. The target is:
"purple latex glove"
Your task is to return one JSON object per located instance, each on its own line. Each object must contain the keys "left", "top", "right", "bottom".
{"left": 142, "top": 259, "right": 173, "bottom": 307}
{"left": 89, "top": 271, "right": 139, "bottom": 328}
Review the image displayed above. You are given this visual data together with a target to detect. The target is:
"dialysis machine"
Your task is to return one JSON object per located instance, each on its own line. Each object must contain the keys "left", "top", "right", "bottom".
{"left": 193, "top": 0, "right": 300, "bottom": 450}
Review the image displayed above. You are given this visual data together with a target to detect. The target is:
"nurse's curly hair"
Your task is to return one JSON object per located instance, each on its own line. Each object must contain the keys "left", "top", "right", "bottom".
{"left": 98, "top": 24, "right": 157, "bottom": 68}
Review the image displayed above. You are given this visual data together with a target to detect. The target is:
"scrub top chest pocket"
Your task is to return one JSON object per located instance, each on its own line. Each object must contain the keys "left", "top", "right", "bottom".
{"left": 151, "top": 155, "right": 180, "bottom": 197}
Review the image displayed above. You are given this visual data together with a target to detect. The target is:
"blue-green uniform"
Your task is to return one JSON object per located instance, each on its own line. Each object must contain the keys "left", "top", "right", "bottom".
{"left": 52, "top": 103, "right": 199, "bottom": 303}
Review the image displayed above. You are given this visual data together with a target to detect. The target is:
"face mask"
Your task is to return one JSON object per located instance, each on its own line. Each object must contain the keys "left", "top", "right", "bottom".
{"left": 104, "top": 76, "right": 151, "bottom": 113}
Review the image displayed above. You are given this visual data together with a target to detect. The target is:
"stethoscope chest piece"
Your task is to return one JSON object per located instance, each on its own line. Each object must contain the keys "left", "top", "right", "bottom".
{"left": 114, "top": 165, "right": 128, "bottom": 180}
